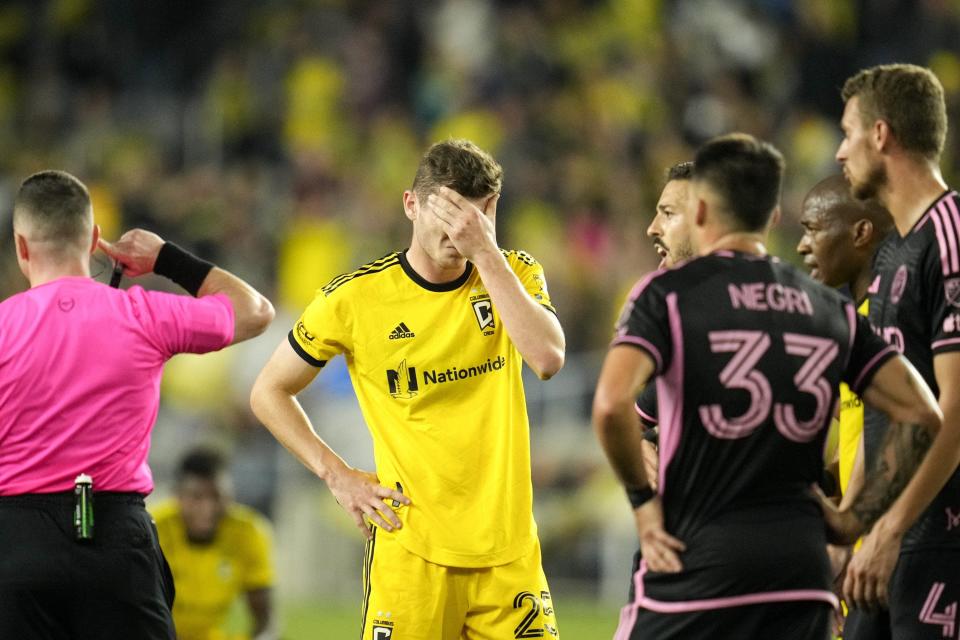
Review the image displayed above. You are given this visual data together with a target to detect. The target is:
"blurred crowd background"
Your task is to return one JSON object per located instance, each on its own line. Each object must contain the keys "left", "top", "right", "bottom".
{"left": 2, "top": 0, "right": 960, "bottom": 630}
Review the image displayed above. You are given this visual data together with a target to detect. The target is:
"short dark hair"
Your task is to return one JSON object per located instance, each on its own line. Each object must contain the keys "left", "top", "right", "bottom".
{"left": 842, "top": 64, "right": 947, "bottom": 160}
{"left": 13, "top": 171, "right": 92, "bottom": 245}
{"left": 412, "top": 139, "right": 503, "bottom": 201}
{"left": 665, "top": 161, "right": 694, "bottom": 182}
{"left": 807, "top": 174, "right": 894, "bottom": 237}
{"left": 177, "top": 448, "right": 227, "bottom": 482}
{"left": 693, "top": 133, "right": 784, "bottom": 232}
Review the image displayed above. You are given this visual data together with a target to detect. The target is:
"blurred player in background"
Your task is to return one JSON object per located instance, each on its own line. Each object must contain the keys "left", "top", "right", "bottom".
{"left": 836, "top": 63, "right": 960, "bottom": 640}
{"left": 593, "top": 133, "right": 940, "bottom": 639}
{"left": 152, "top": 448, "right": 275, "bottom": 640}
{"left": 251, "top": 139, "right": 565, "bottom": 639}
{"left": 797, "top": 175, "right": 893, "bottom": 498}
{"left": 0, "top": 171, "right": 274, "bottom": 639}
{"left": 636, "top": 161, "right": 696, "bottom": 487}
{"left": 796, "top": 175, "right": 893, "bottom": 635}
{"left": 648, "top": 161, "right": 697, "bottom": 272}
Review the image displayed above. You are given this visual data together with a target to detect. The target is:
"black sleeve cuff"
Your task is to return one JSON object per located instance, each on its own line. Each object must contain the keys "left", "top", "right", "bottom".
{"left": 641, "top": 427, "right": 660, "bottom": 448}
{"left": 850, "top": 347, "right": 899, "bottom": 396}
{"left": 287, "top": 331, "right": 326, "bottom": 368}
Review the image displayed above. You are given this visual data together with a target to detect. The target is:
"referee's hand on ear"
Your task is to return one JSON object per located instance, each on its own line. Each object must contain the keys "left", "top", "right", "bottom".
{"left": 99, "top": 228, "right": 274, "bottom": 344}
{"left": 98, "top": 229, "right": 165, "bottom": 277}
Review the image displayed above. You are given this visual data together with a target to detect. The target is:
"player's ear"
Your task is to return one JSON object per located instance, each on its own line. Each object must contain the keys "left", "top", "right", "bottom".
{"left": 695, "top": 198, "right": 708, "bottom": 227}
{"left": 873, "top": 119, "right": 891, "bottom": 153}
{"left": 15, "top": 232, "right": 29, "bottom": 261}
{"left": 402, "top": 190, "right": 418, "bottom": 222}
{"left": 852, "top": 219, "right": 873, "bottom": 248}
{"left": 89, "top": 224, "right": 101, "bottom": 255}
{"left": 483, "top": 193, "right": 499, "bottom": 218}
{"left": 768, "top": 206, "right": 782, "bottom": 229}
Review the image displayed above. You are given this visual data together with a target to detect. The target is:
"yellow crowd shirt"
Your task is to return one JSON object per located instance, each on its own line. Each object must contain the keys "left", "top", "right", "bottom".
{"left": 838, "top": 299, "right": 869, "bottom": 494}
{"left": 289, "top": 249, "right": 555, "bottom": 567}
{"left": 152, "top": 500, "right": 275, "bottom": 640}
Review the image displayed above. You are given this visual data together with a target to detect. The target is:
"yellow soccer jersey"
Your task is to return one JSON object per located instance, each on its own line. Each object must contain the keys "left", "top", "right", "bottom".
{"left": 289, "top": 249, "right": 555, "bottom": 568}
{"left": 152, "top": 500, "right": 275, "bottom": 640}
{"left": 838, "top": 299, "right": 869, "bottom": 494}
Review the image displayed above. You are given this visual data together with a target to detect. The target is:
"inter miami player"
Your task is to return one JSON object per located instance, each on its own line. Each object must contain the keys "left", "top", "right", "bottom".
{"left": 593, "top": 133, "right": 941, "bottom": 639}
{"left": 636, "top": 161, "right": 696, "bottom": 485}
{"left": 837, "top": 64, "right": 960, "bottom": 640}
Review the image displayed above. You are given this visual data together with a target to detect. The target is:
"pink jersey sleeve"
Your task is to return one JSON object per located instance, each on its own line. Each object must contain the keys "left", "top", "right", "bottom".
{"left": 130, "top": 288, "right": 235, "bottom": 357}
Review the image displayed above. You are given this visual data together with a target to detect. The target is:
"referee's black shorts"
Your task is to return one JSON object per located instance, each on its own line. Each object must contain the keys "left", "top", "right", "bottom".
{"left": 0, "top": 492, "right": 176, "bottom": 640}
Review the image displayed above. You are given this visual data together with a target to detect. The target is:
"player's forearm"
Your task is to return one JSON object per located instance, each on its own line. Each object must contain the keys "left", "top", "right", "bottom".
{"left": 846, "top": 356, "right": 942, "bottom": 533}
{"left": 472, "top": 250, "right": 565, "bottom": 379}
{"left": 247, "top": 587, "right": 275, "bottom": 639}
{"left": 593, "top": 397, "right": 655, "bottom": 490}
{"left": 198, "top": 267, "right": 275, "bottom": 344}
{"left": 250, "top": 383, "right": 348, "bottom": 481}
{"left": 874, "top": 405, "right": 960, "bottom": 536}
{"left": 848, "top": 418, "right": 934, "bottom": 534}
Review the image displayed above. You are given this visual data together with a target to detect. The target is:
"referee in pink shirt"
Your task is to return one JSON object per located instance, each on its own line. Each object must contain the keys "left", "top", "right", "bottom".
{"left": 0, "top": 171, "right": 274, "bottom": 639}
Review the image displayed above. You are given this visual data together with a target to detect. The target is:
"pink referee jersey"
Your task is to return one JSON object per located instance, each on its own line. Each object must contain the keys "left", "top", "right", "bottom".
{"left": 0, "top": 276, "right": 234, "bottom": 495}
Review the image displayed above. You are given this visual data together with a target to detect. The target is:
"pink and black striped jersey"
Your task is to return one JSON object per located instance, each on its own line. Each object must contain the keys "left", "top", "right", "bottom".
{"left": 614, "top": 251, "right": 894, "bottom": 610}
{"left": 865, "top": 189, "right": 960, "bottom": 552}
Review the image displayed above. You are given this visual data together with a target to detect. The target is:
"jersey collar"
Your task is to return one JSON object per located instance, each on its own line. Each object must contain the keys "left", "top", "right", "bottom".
{"left": 399, "top": 250, "right": 473, "bottom": 292}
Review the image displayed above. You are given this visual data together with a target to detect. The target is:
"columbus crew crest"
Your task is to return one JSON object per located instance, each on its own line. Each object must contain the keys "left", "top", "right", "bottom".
{"left": 472, "top": 299, "right": 496, "bottom": 335}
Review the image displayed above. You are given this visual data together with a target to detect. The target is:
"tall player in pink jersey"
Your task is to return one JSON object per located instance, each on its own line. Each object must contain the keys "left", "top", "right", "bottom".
{"left": 835, "top": 63, "right": 960, "bottom": 640}
{"left": 0, "top": 170, "right": 274, "bottom": 639}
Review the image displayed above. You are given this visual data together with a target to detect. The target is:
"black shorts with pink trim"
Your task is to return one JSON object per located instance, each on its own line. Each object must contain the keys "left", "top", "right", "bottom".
{"left": 618, "top": 599, "right": 832, "bottom": 640}
{"left": 615, "top": 502, "right": 837, "bottom": 639}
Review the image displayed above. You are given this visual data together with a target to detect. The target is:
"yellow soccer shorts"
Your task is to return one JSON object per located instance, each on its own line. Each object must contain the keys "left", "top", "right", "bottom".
{"left": 361, "top": 527, "right": 560, "bottom": 640}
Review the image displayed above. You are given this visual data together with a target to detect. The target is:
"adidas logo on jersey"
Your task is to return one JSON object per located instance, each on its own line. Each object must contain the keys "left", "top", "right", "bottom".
{"left": 389, "top": 322, "right": 415, "bottom": 340}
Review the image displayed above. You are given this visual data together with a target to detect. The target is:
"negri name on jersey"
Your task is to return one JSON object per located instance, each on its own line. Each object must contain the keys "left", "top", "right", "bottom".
{"left": 728, "top": 282, "right": 813, "bottom": 315}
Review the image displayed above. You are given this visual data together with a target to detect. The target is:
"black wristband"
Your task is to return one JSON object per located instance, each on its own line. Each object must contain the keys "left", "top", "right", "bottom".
{"left": 641, "top": 427, "right": 660, "bottom": 448}
{"left": 626, "top": 485, "right": 656, "bottom": 509}
{"left": 153, "top": 242, "right": 214, "bottom": 296}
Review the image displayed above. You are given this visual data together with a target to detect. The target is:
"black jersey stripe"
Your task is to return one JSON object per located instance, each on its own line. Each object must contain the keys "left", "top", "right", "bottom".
{"left": 322, "top": 252, "right": 399, "bottom": 293}
{"left": 322, "top": 259, "right": 400, "bottom": 296}
{"left": 321, "top": 254, "right": 401, "bottom": 295}
{"left": 322, "top": 252, "right": 399, "bottom": 291}
{"left": 360, "top": 526, "right": 377, "bottom": 638}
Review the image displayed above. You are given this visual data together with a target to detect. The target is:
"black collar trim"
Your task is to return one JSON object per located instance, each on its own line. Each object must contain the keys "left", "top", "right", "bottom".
{"left": 398, "top": 250, "right": 473, "bottom": 292}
